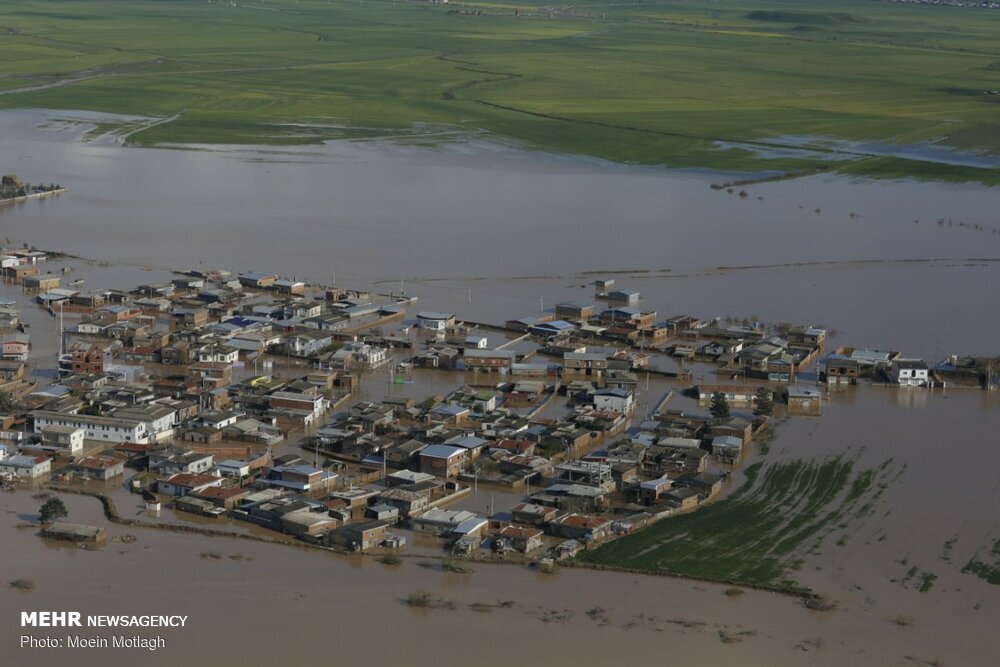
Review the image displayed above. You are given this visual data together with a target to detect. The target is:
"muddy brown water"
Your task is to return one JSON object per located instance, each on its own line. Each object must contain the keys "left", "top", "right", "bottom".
{"left": 2, "top": 109, "right": 999, "bottom": 357}
{"left": 1, "top": 109, "right": 999, "bottom": 665}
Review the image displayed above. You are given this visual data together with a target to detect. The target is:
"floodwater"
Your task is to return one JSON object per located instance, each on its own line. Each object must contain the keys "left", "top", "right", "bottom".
{"left": 2, "top": 109, "right": 999, "bottom": 357}
{"left": 2, "top": 108, "right": 1000, "bottom": 665}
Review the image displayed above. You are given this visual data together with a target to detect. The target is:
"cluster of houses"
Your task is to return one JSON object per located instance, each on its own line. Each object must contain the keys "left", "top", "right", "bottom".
{"left": 4, "top": 259, "right": 999, "bottom": 559}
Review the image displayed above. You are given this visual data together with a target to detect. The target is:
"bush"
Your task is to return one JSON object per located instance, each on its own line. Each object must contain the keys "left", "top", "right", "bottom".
{"left": 441, "top": 559, "right": 474, "bottom": 574}
{"left": 9, "top": 578, "right": 35, "bottom": 591}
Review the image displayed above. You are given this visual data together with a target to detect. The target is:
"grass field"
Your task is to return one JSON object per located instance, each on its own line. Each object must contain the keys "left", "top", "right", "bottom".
{"left": 577, "top": 458, "right": 892, "bottom": 593}
{"left": 0, "top": 0, "right": 998, "bottom": 182}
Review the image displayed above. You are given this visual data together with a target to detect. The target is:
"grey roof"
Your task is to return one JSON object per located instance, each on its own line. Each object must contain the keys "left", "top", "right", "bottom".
{"left": 420, "top": 444, "right": 465, "bottom": 459}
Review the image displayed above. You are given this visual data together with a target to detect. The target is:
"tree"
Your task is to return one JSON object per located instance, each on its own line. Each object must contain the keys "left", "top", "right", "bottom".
{"left": 39, "top": 497, "right": 68, "bottom": 525}
{"left": 753, "top": 388, "right": 775, "bottom": 416}
{"left": 709, "top": 392, "right": 730, "bottom": 420}
{"left": 0, "top": 391, "right": 14, "bottom": 414}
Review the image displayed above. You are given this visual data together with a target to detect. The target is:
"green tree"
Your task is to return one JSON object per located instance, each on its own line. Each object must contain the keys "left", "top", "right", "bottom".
{"left": 709, "top": 392, "right": 730, "bottom": 420}
{"left": 0, "top": 391, "right": 14, "bottom": 414}
{"left": 39, "top": 497, "right": 68, "bottom": 525}
{"left": 753, "top": 388, "right": 775, "bottom": 416}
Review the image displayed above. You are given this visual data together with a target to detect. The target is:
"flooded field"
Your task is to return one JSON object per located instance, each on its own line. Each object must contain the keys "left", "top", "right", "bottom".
{"left": 1, "top": 108, "right": 999, "bottom": 665}
{"left": 2, "top": 452, "right": 997, "bottom": 667}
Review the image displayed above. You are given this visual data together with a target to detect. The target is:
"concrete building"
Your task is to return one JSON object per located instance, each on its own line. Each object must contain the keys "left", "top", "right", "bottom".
{"left": 31, "top": 410, "right": 150, "bottom": 444}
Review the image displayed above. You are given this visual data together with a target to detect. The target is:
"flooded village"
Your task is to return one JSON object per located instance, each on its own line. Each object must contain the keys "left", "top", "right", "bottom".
{"left": 1, "top": 114, "right": 999, "bottom": 666}
{"left": 1, "top": 237, "right": 998, "bottom": 572}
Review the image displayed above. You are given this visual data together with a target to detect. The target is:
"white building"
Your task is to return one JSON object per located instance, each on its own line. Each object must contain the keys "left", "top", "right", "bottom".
{"left": 215, "top": 459, "right": 251, "bottom": 478}
{"left": 197, "top": 344, "right": 239, "bottom": 364}
{"left": 416, "top": 311, "right": 455, "bottom": 331}
{"left": 593, "top": 388, "right": 634, "bottom": 413}
{"left": 331, "top": 341, "right": 388, "bottom": 369}
{"left": 892, "top": 359, "right": 930, "bottom": 387}
{"left": 39, "top": 425, "right": 85, "bottom": 454}
{"left": 464, "top": 335, "right": 488, "bottom": 349}
{"left": 158, "top": 473, "right": 224, "bottom": 497}
{"left": 31, "top": 410, "right": 150, "bottom": 444}
{"left": 0, "top": 454, "right": 51, "bottom": 479}
{"left": 113, "top": 403, "right": 179, "bottom": 441}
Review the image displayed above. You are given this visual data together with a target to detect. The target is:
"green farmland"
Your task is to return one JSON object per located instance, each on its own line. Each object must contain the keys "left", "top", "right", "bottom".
{"left": 0, "top": 0, "right": 998, "bottom": 181}
{"left": 578, "top": 458, "right": 892, "bottom": 593}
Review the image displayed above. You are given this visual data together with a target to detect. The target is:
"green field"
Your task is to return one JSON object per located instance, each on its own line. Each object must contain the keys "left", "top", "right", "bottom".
{"left": 578, "top": 458, "right": 891, "bottom": 592}
{"left": 0, "top": 0, "right": 998, "bottom": 181}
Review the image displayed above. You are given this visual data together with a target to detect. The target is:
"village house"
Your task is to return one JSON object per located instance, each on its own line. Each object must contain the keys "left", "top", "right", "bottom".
{"left": 412, "top": 508, "right": 488, "bottom": 539}
{"left": 157, "top": 472, "right": 225, "bottom": 497}
{"left": 377, "top": 487, "right": 432, "bottom": 516}
{"left": 0, "top": 454, "right": 51, "bottom": 479}
{"left": 113, "top": 403, "right": 179, "bottom": 441}
{"left": 711, "top": 435, "right": 745, "bottom": 464}
{"left": 37, "top": 425, "right": 84, "bottom": 454}
{"left": 892, "top": 359, "right": 930, "bottom": 387}
{"left": 24, "top": 275, "right": 60, "bottom": 292}
{"left": 497, "top": 525, "right": 544, "bottom": 553}
{"left": 563, "top": 351, "right": 609, "bottom": 381}
{"left": 605, "top": 289, "right": 640, "bottom": 306}
{"left": 554, "top": 301, "right": 594, "bottom": 320}
{"left": 635, "top": 476, "right": 673, "bottom": 505}
{"left": 30, "top": 410, "right": 151, "bottom": 444}
{"left": 511, "top": 502, "right": 559, "bottom": 527}
{"left": 192, "top": 485, "right": 251, "bottom": 510}
{"left": 786, "top": 386, "right": 822, "bottom": 416}
{"left": 529, "top": 320, "right": 577, "bottom": 339}
{"left": 260, "top": 463, "right": 337, "bottom": 493}
{"left": 548, "top": 513, "right": 612, "bottom": 543}
{"left": 1, "top": 337, "right": 30, "bottom": 362}
{"left": 592, "top": 387, "right": 634, "bottom": 413}
{"left": 696, "top": 384, "right": 756, "bottom": 407}
{"left": 419, "top": 444, "right": 467, "bottom": 477}
{"left": 463, "top": 349, "right": 516, "bottom": 384}
{"left": 73, "top": 453, "right": 126, "bottom": 481}
{"left": 41, "top": 522, "right": 107, "bottom": 547}
{"left": 272, "top": 279, "right": 306, "bottom": 296}
{"left": 710, "top": 416, "right": 753, "bottom": 447}
{"left": 238, "top": 272, "right": 278, "bottom": 289}
{"left": 149, "top": 447, "right": 215, "bottom": 475}
{"left": 283, "top": 330, "right": 335, "bottom": 358}
{"left": 68, "top": 347, "right": 105, "bottom": 374}
{"left": 663, "top": 486, "right": 700, "bottom": 510}
{"left": 599, "top": 307, "right": 655, "bottom": 329}
{"left": 416, "top": 311, "right": 455, "bottom": 331}
{"left": 330, "top": 520, "right": 390, "bottom": 551}
{"left": 330, "top": 341, "right": 388, "bottom": 370}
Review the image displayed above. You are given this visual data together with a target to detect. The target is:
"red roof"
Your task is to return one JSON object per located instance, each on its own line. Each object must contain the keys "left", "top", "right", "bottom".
{"left": 554, "top": 513, "right": 610, "bottom": 530}
{"left": 194, "top": 486, "right": 246, "bottom": 500}
{"left": 499, "top": 525, "right": 542, "bottom": 540}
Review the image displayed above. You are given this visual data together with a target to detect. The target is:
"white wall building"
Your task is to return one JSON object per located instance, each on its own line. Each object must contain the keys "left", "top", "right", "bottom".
{"left": 31, "top": 411, "right": 150, "bottom": 444}
{"left": 416, "top": 311, "right": 455, "bottom": 331}
{"left": 593, "top": 388, "right": 634, "bottom": 413}
{"left": 892, "top": 359, "right": 930, "bottom": 387}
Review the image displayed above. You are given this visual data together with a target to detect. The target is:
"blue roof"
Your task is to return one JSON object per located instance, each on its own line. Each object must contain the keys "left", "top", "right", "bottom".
{"left": 240, "top": 272, "right": 277, "bottom": 281}
{"left": 447, "top": 435, "right": 488, "bottom": 449}
{"left": 532, "top": 320, "right": 576, "bottom": 331}
{"left": 421, "top": 444, "right": 465, "bottom": 459}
